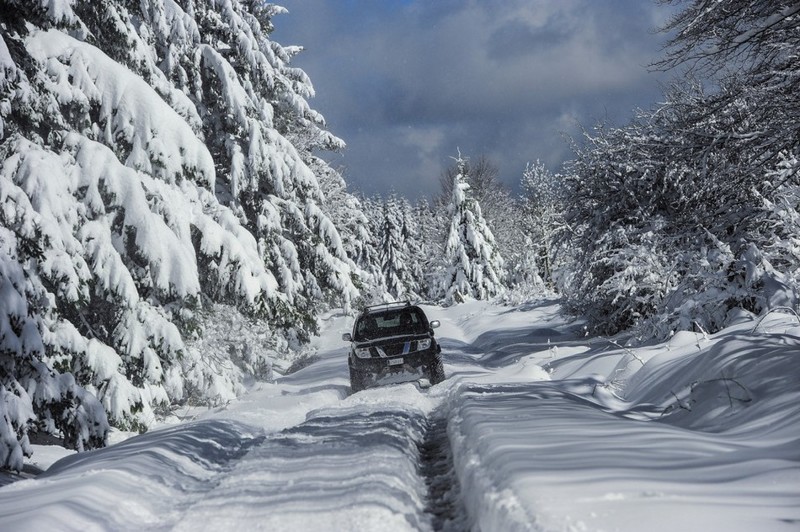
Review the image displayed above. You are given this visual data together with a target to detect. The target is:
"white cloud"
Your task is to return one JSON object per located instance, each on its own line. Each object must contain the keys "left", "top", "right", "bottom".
{"left": 274, "top": 0, "right": 672, "bottom": 200}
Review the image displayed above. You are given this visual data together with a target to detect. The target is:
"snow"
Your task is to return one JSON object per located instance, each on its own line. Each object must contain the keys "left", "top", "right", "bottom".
{"left": 26, "top": 28, "right": 216, "bottom": 188}
{"left": 3, "top": 1, "right": 367, "bottom": 455}
{"left": 1, "top": 300, "right": 798, "bottom": 530}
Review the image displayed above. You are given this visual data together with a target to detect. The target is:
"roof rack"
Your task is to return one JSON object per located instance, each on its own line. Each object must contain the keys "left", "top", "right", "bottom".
{"left": 362, "top": 301, "right": 412, "bottom": 314}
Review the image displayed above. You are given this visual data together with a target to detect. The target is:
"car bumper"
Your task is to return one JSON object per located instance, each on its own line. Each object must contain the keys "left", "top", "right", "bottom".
{"left": 350, "top": 349, "right": 438, "bottom": 382}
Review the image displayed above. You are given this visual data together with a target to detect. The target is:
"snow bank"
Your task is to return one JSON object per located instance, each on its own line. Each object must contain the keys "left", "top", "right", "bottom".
{"left": 0, "top": 420, "right": 262, "bottom": 531}
{"left": 446, "top": 313, "right": 800, "bottom": 531}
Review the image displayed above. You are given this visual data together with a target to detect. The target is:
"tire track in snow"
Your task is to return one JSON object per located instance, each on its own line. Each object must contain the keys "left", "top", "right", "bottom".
{"left": 171, "top": 404, "right": 435, "bottom": 531}
{"left": 168, "top": 386, "right": 472, "bottom": 531}
{"left": 418, "top": 407, "right": 468, "bottom": 531}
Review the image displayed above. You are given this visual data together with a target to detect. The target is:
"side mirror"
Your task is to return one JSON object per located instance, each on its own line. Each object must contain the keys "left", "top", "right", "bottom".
{"left": 342, "top": 333, "right": 352, "bottom": 342}
{"left": 429, "top": 320, "right": 440, "bottom": 329}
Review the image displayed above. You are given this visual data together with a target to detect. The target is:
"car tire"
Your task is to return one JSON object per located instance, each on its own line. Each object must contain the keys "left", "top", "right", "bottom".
{"left": 349, "top": 364, "right": 368, "bottom": 393}
{"left": 428, "top": 356, "right": 445, "bottom": 385}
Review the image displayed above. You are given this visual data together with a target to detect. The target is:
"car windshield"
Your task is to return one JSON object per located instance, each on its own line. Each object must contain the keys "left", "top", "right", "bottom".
{"left": 354, "top": 308, "right": 427, "bottom": 340}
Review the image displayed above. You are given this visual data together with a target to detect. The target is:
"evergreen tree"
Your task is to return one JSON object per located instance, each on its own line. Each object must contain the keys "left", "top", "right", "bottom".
{"left": 365, "top": 194, "right": 429, "bottom": 302}
{"left": 378, "top": 195, "right": 407, "bottom": 300}
{"left": 0, "top": 0, "right": 358, "bottom": 463}
{"left": 437, "top": 154, "right": 527, "bottom": 297}
{"left": 358, "top": 195, "right": 387, "bottom": 302}
{"left": 436, "top": 153, "right": 506, "bottom": 304}
{"left": 313, "top": 159, "right": 378, "bottom": 305}
{"left": 399, "top": 197, "right": 424, "bottom": 299}
{"left": 413, "top": 198, "right": 445, "bottom": 300}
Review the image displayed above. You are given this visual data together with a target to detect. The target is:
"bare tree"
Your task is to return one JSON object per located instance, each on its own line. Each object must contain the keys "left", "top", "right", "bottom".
{"left": 437, "top": 154, "right": 503, "bottom": 208}
{"left": 656, "top": 0, "right": 800, "bottom": 75}
{"left": 655, "top": 0, "right": 800, "bottom": 182}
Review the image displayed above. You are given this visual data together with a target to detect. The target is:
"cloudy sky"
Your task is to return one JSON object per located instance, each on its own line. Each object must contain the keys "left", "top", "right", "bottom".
{"left": 271, "top": 0, "right": 677, "bottom": 201}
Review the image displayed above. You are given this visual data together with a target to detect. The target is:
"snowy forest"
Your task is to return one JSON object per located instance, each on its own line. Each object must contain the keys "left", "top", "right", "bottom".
{"left": 1, "top": 0, "right": 799, "bottom": 472}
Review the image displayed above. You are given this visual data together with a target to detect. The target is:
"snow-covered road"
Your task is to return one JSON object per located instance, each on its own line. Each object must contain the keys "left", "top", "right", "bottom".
{"left": 1, "top": 300, "right": 799, "bottom": 531}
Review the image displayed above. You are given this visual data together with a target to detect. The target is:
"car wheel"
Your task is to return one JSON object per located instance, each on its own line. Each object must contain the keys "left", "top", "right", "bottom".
{"left": 349, "top": 364, "right": 368, "bottom": 393}
{"left": 427, "top": 356, "right": 445, "bottom": 385}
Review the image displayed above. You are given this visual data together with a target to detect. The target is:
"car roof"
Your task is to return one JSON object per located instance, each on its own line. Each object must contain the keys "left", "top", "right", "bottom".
{"left": 359, "top": 302, "right": 422, "bottom": 316}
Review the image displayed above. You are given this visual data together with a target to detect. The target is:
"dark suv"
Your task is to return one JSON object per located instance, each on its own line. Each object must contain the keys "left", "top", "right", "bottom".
{"left": 343, "top": 302, "right": 445, "bottom": 392}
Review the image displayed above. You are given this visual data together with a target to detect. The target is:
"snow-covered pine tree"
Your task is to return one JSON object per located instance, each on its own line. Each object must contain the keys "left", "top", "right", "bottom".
{"left": 415, "top": 197, "right": 449, "bottom": 301}
{"left": 313, "top": 157, "right": 381, "bottom": 303}
{"left": 378, "top": 195, "right": 408, "bottom": 300}
{"left": 0, "top": 0, "right": 359, "bottom": 463}
{"left": 437, "top": 154, "right": 527, "bottom": 297}
{"left": 366, "top": 194, "right": 427, "bottom": 302}
{"left": 1, "top": 7, "right": 111, "bottom": 468}
{"left": 139, "top": 0, "right": 358, "bottom": 331}
{"left": 1, "top": 224, "right": 108, "bottom": 471}
{"left": 0, "top": 6, "right": 275, "bottom": 437}
{"left": 412, "top": 199, "right": 441, "bottom": 300}
{"left": 355, "top": 195, "right": 387, "bottom": 302}
{"left": 437, "top": 153, "right": 506, "bottom": 304}
{"left": 64, "top": 0, "right": 358, "bottom": 323}
{"left": 399, "top": 197, "right": 424, "bottom": 299}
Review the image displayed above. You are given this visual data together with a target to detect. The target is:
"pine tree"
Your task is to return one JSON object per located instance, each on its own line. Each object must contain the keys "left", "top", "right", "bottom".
{"left": 412, "top": 199, "right": 437, "bottom": 299}
{"left": 1, "top": 226, "right": 108, "bottom": 470}
{"left": 0, "top": 0, "right": 359, "bottom": 463}
{"left": 378, "top": 195, "right": 407, "bottom": 300}
{"left": 399, "top": 197, "right": 424, "bottom": 299}
{"left": 314, "top": 158, "right": 381, "bottom": 304}
{"left": 437, "top": 153, "right": 506, "bottom": 304}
